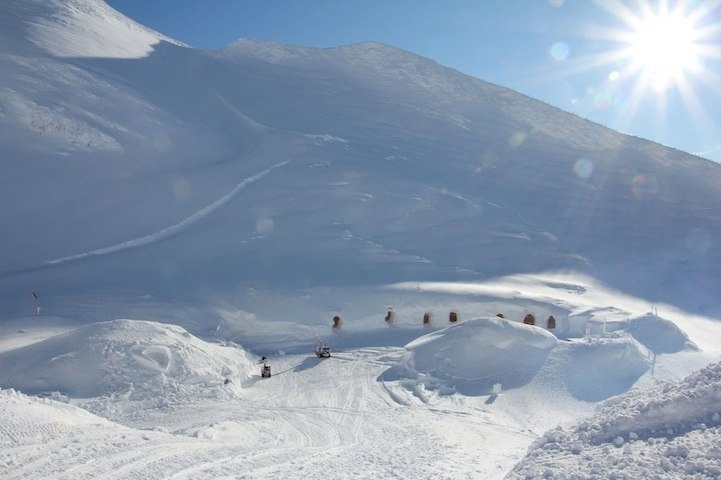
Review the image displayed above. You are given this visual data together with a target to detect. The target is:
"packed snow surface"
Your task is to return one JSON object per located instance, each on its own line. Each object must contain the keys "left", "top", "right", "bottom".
{"left": 2, "top": 274, "right": 721, "bottom": 479}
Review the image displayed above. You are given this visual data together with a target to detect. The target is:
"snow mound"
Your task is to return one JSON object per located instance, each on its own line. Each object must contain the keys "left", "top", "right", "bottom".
{"left": 0, "top": 319, "right": 254, "bottom": 398}
{"left": 558, "top": 334, "right": 653, "bottom": 402}
{"left": 626, "top": 313, "right": 698, "bottom": 354}
{"left": 384, "top": 317, "right": 558, "bottom": 395}
{"left": 25, "top": 0, "right": 183, "bottom": 58}
{"left": 508, "top": 362, "right": 721, "bottom": 479}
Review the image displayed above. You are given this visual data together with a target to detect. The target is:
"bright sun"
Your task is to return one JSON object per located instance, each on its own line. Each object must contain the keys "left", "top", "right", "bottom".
{"left": 629, "top": 11, "right": 701, "bottom": 90}
{"left": 589, "top": 0, "right": 719, "bottom": 96}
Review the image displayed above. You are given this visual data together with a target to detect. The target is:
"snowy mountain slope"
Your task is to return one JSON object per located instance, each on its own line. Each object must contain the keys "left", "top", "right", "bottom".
{"left": 0, "top": 0, "right": 183, "bottom": 58}
{"left": 1, "top": 0, "right": 721, "bottom": 320}
{"left": 2, "top": 2, "right": 721, "bottom": 478}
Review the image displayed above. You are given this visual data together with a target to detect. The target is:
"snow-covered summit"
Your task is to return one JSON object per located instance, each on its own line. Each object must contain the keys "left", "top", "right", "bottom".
{"left": 0, "top": 0, "right": 184, "bottom": 58}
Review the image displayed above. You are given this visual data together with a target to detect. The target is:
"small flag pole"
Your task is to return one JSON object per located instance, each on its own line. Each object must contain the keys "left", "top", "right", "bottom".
{"left": 31, "top": 291, "right": 40, "bottom": 316}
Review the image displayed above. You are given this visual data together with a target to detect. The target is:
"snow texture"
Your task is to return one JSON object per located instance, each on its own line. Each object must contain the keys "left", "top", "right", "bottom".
{"left": 1, "top": 0, "right": 721, "bottom": 478}
{"left": 508, "top": 362, "right": 721, "bottom": 479}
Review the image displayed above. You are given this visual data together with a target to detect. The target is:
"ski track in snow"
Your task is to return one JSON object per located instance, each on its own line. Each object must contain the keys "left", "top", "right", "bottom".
{"left": 0, "top": 347, "right": 530, "bottom": 479}
{"left": 45, "top": 161, "right": 289, "bottom": 266}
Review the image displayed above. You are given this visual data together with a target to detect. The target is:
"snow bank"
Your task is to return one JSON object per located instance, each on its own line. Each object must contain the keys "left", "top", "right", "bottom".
{"left": 384, "top": 317, "right": 558, "bottom": 395}
{"left": 0, "top": 387, "right": 115, "bottom": 431}
{"left": 558, "top": 334, "right": 652, "bottom": 402}
{"left": 0, "top": 319, "right": 254, "bottom": 399}
{"left": 625, "top": 313, "right": 698, "bottom": 354}
{"left": 508, "top": 362, "right": 721, "bottom": 479}
{"left": 383, "top": 316, "right": 656, "bottom": 402}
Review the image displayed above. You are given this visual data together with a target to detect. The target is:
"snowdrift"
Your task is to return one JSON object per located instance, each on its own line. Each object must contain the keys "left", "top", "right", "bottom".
{"left": 558, "top": 334, "right": 653, "bottom": 402}
{"left": 0, "top": 319, "right": 255, "bottom": 399}
{"left": 509, "top": 362, "right": 721, "bottom": 479}
{"left": 384, "top": 317, "right": 558, "bottom": 395}
{"left": 383, "top": 316, "right": 658, "bottom": 401}
{"left": 0, "top": 387, "right": 117, "bottom": 432}
{"left": 625, "top": 313, "right": 698, "bottom": 354}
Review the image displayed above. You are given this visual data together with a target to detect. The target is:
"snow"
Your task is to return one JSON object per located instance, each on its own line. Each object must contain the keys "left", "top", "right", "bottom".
{"left": 508, "top": 362, "right": 721, "bottom": 479}
{"left": 25, "top": 0, "right": 184, "bottom": 59}
{"left": 2, "top": 0, "right": 721, "bottom": 478}
{"left": 45, "top": 161, "right": 288, "bottom": 266}
{"left": 386, "top": 318, "right": 559, "bottom": 396}
{"left": 0, "top": 319, "right": 255, "bottom": 399}
{"left": 2, "top": 282, "right": 721, "bottom": 478}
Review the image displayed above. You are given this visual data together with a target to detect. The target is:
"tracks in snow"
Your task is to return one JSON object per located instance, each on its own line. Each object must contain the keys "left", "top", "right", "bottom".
{"left": 44, "top": 160, "right": 289, "bottom": 267}
{"left": 2, "top": 346, "right": 537, "bottom": 479}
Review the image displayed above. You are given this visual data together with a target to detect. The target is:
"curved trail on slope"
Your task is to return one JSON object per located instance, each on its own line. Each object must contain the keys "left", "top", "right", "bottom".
{"left": 45, "top": 160, "right": 288, "bottom": 267}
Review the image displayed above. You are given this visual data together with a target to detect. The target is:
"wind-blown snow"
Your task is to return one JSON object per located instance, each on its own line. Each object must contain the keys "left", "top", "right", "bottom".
{"left": 386, "top": 318, "right": 559, "bottom": 395}
{"left": 26, "top": 0, "right": 183, "bottom": 58}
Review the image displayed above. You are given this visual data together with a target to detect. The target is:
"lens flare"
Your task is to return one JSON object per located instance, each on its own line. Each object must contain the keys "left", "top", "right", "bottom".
{"left": 550, "top": 42, "right": 570, "bottom": 61}
{"left": 573, "top": 158, "right": 595, "bottom": 179}
{"left": 508, "top": 131, "right": 527, "bottom": 148}
{"left": 172, "top": 177, "right": 192, "bottom": 200}
{"left": 153, "top": 133, "right": 172, "bottom": 152}
{"left": 631, "top": 173, "right": 658, "bottom": 200}
{"left": 593, "top": 90, "right": 614, "bottom": 110}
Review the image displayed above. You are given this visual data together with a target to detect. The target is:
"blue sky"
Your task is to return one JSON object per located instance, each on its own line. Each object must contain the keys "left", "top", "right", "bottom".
{"left": 106, "top": 0, "right": 721, "bottom": 162}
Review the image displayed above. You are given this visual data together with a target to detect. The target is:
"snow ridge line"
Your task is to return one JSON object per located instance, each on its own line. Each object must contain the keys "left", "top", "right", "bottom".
{"left": 46, "top": 161, "right": 289, "bottom": 266}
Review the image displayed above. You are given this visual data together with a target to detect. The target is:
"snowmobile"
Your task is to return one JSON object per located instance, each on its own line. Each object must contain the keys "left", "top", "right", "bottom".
{"left": 260, "top": 356, "right": 271, "bottom": 378}
{"left": 315, "top": 338, "right": 331, "bottom": 358}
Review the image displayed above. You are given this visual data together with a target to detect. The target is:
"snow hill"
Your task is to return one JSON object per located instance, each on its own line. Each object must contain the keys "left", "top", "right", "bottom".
{"left": 0, "top": 319, "right": 254, "bottom": 399}
{"left": 2, "top": 1, "right": 721, "bottom": 478}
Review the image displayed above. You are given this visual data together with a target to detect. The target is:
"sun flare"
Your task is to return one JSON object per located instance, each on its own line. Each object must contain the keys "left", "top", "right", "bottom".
{"left": 578, "top": 0, "right": 721, "bottom": 128}
{"left": 629, "top": 11, "right": 701, "bottom": 90}
{"left": 586, "top": 0, "right": 721, "bottom": 96}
